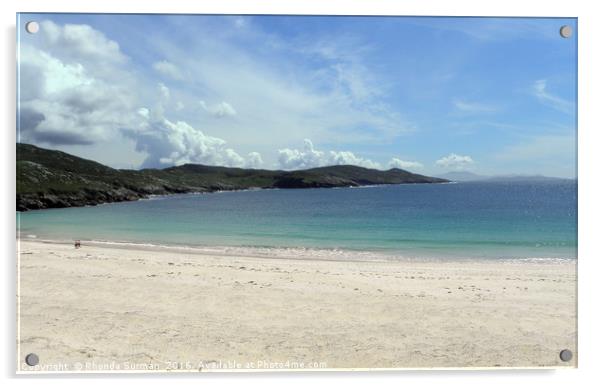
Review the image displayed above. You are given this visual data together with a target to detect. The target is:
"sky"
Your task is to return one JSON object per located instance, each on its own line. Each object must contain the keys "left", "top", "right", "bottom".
{"left": 17, "top": 14, "right": 577, "bottom": 177}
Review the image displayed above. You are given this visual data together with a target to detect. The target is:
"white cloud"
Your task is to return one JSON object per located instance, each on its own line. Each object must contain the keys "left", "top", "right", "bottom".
{"left": 453, "top": 99, "right": 497, "bottom": 113}
{"left": 388, "top": 158, "right": 423, "bottom": 170}
{"left": 277, "top": 139, "right": 380, "bottom": 170}
{"left": 158, "top": 83, "right": 170, "bottom": 99}
{"left": 436, "top": 153, "right": 475, "bottom": 170}
{"left": 222, "top": 148, "right": 245, "bottom": 167}
{"left": 200, "top": 101, "right": 237, "bottom": 118}
{"left": 137, "top": 107, "right": 150, "bottom": 119}
{"left": 18, "top": 19, "right": 413, "bottom": 169}
{"left": 18, "top": 39, "right": 137, "bottom": 145}
{"left": 278, "top": 139, "right": 324, "bottom": 170}
{"left": 124, "top": 112, "right": 247, "bottom": 169}
{"left": 123, "top": 88, "right": 256, "bottom": 169}
{"left": 246, "top": 152, "right": 263, "bottom": 169}
{"left": 38, "top": 20, "right": 127, "bottom": 65}
{"left": 532, "top": 79, "right": 574, "bottom": 114}
{"left": 19, "top": 20, "right": 259, "bottom": 169}
{"left": 331, "top": 62, "right": 378, "bottom": 102}
{"left": 328, "top": 150, "right": 381, "bottom": 169}
{"left": 153, "top": 60, "right": 184, "bottom": 80}
{"left": 148, "top": 25, "right": 414, "bottom": 150}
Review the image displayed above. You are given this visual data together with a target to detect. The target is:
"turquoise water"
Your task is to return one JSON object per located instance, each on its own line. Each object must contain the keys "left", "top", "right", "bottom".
{"left": 17, "top": 181, "right": 577, "bottom": 259}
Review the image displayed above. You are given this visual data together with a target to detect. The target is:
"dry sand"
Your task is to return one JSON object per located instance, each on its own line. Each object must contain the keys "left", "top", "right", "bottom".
{"left": 17, "top": 239, "right": 576, "bottom": 372}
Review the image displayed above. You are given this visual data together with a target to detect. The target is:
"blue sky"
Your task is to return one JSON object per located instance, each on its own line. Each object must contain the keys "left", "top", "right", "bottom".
{"left": 18, "top": 14, "right": 577, "bottom": 177}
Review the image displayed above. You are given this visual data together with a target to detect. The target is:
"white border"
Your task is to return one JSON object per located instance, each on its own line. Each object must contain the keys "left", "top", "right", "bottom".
{"left": 2, "top": 0, "right": 600, "bottom": 386}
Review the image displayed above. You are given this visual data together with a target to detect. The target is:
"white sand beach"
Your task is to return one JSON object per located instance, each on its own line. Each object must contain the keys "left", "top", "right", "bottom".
{"left": 17, "top": 239, "right": 576, "bottom": 371}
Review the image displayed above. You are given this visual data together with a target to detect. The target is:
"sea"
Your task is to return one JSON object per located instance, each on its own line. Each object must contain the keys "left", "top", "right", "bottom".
{"left": 17, "top": 181, "right": 577, "bottom": 261}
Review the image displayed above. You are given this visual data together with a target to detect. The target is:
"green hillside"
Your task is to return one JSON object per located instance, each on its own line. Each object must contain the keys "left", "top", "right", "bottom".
{"left": 17, "top": 143, "right": 447, "bottom": 211}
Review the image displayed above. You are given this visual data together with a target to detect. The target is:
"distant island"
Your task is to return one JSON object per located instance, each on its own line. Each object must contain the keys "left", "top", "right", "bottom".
{"left": 436, "top": 171, "right": 488, "bottom": 182}
{"left": 17, "top": 143, "right": 448, "bottom": 211}
{"left": 437, "top": 171, "right": 574, "bottom": 183}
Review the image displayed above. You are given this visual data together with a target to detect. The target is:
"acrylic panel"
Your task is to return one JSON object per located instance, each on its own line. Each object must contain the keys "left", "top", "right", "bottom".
{"left": 16, "top": 13, "right": 577, "bottom": 372}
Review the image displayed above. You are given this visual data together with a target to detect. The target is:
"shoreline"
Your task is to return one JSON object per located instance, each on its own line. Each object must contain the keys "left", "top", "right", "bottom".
{"left": 17, "top": 236, "right": 576, "bottom": 265}
{"left": 18, "top": 239, "right": 577, "bottom": 370}
{"left": 16, "top": 178, "right": 448, "bottom": 213}
{"left": 17, "top": 177, "right": 575, "bottom": 213}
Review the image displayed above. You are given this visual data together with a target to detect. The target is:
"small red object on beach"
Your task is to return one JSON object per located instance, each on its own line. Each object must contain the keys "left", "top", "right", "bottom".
{"left": 74, "top": 240, "right": 81, "bottom": 249}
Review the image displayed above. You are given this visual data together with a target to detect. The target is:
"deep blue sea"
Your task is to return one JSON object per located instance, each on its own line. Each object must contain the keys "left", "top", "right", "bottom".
{"left": 17, "top": 181, "right": 577, "bottom": 260}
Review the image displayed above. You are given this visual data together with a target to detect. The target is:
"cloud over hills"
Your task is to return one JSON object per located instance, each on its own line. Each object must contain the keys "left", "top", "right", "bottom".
{"left": 277, "top": 139, "right": 381, "bottom": 170}
{"left": 388, "top": 158, "right": 423, "bottom": 170}
{"left": 436, "top": 153, "right": 475, "bottom": 171}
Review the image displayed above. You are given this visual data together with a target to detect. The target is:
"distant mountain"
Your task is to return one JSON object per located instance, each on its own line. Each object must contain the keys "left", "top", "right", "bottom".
{"left": 438, "top": 171, "right": 573, "bottom": 183}
{"left": 480, "top": 175, "right": 575, "bottom": 183}
{"left": 437, "top": 171, "right": 488, "bottom": 182}
{"left": 16, "top": 143, "right": 448, "bottom": 211}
